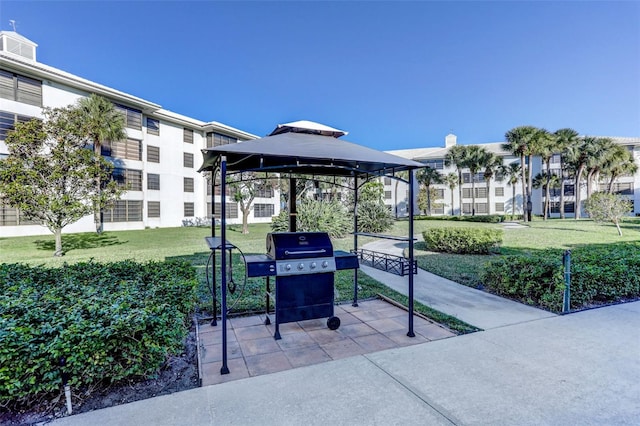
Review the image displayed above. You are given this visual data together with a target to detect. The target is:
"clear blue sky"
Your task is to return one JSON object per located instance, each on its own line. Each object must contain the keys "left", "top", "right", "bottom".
{"left": 1, "top": 1, "right": 638, "bottom": 150}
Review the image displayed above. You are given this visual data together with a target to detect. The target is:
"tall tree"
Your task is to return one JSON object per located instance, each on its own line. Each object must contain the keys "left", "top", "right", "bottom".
{"left": 536, "top": 130, "right": 557, "bottom": 220}
{"left": 585, "top": 138, "right": 615, "bottom": 199}
{"left": 464, "top": 146, "right": 489, "bottom": 216}
{"left": 553, "top": 128, "right": 580, "bottom": 219}
{"left": 76, "top": 94, "right": 126, "bottom": 234}
{"left": 416, "top": 166, "right": 443, "bottom": 216}
{"left": 503, "top": 162, "right": 522, "bottom": 217}
{"left": 601, "top": 147, "right": 638, "bottom": 193}
{"left": 503, "top": 126, "right": 538, "bottom": 221}
{"left": 229, "top": 172, "right": 277, "bottom": 234}
{"left": 444, "top": 145, "right": 470, "bottom": 216}
{"left": 444, "top": 172, "right": 458, "bottom": 216}
{"left": 480, "top": 151, "right": 503, "bottom": 216}
{"left": 533, "top": 172, "right": 560, "bottom": 219}
{"left": 0, "top": 108, "right": 123, "bottom": 256}
{"left": 563, "top": 136, "right": 594, "bottom": 219}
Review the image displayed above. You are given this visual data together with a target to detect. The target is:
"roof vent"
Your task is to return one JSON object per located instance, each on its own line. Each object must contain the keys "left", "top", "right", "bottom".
{"left": 0, "top": 31, "right": 37, "bottom": 61}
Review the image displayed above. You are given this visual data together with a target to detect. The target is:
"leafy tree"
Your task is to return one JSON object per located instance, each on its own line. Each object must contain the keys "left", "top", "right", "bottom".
{"left": 416, "top": 166, "right": 443, "bottom": 215}
{"left": 350, "top": 180, "right": 394, "bottom": 233}
{"left": 444, "top": 145, "right": 470, "bottom": 216}
{"left": 229, "top": 172, "right": 277, "bottom": 234}
{"left": 503, "top": 126, "right": 538, "bottom": 221}
{"left": 554, "top": 128, "right": 580, "bottom": 219}
{"left": 418, "top": 187, "right": 444, "bottom": 215}
{"left": 76, "top": 94, "right": 126, "bottom": 233}
{"left": 444, "top": 172, "right": 458, "bottom": 216}
{"left": 584, "top": 192, "right": 632, "bottom": 236}
{"left": 0, "top": 107, "right": 122, "bottom": 256}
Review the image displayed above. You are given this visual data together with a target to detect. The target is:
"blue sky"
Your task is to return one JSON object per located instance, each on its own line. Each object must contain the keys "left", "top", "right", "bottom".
{"left": 1, "top": 1, "right": 638, "bottom": 150}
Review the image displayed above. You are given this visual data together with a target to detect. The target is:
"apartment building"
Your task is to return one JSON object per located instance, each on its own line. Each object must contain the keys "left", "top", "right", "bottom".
{"left": 0, "top": 31, "right": 280, "bottom": 238}
{"left": 386, "top": 134, "right": 640, "bottom": 218}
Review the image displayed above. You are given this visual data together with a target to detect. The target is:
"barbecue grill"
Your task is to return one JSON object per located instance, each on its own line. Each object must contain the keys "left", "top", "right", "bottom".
{"left": 245, "top": 231, "right": 359, "bottom": 339}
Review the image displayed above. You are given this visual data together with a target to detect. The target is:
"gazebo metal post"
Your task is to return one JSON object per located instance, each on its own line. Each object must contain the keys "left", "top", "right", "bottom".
{"left": 220, "top": 156, "right": 230, "bottom": 374}
{"left": 407, "top": 170, "right": 415, "bottom": 337}
{"left": 352, "top": 175, "right": 359, "bottom": 307}
{"left": 210, "top": 170, "right": 217, "bottom": 326}
{"left": 289, "top": 177, "right": 297, "bottom": 232}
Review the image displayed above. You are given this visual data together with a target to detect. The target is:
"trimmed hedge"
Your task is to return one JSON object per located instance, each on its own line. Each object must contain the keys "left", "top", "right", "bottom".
{"left": 0, "top": 260, "right": 198, "bottom": 408}
{"left": 480, "top": 243, "right": 640, "bottom": 312}
{"left": 422, "top": 227, "right": 503, "bottom": 254}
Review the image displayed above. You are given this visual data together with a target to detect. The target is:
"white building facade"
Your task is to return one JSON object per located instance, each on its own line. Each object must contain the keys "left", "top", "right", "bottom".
{"left": 386, "top": 134, "right": 640, "bottom": 219}
{"left": 0, "top": 31, "right": 280, "bottom": 238}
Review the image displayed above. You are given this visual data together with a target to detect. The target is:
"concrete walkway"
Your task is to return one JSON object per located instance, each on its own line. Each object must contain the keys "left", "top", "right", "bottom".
{"left": 359, "top": 238, "right": 555, "bottom": 329}
{"left": 50, "top": 301, "right": 640, "bottom": 425}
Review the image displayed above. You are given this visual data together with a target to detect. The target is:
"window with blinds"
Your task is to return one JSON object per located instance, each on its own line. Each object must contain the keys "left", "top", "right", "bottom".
{"left": 102, "top": 138, "right": 142, "bottom": 160}
{"left": 0, "top": 202, "right": 36, "bottom": 226}
{"left": 113, "top": 168, "right": 143, "bottom": 191}
{"left": 103, "top": 200, "right": 143, "bottom": 222}
{"left": 146, "top": 117, "right": 160, "bottom": 136}
{"left": 147, "top": 173, "right": 160, "bottom": 190}
{"left": 147, "top": 201, "right": 161, "bottom": 218}
{"left": 184, "top": 202, "right": 195, "bottom": 217}
{"left": 495, "top": 202, "right": 505, "bottom": 212}
{"left": 183, "top": 152, "right": 194, "bottom": 168}
{"left": 147, "top": 145, "right": 160, "bottom": 163}
{"left": 0, "top": 70, "right": 42, "bottom": 106}
{"left": 0, "top": 111, "right": 32, "bottom": 140}
{"left": 183, "top": 128, "right": 194, "bottom": 144}
{"left": 495, "top": 187, "right": 505, "bottom": 197}
{"left": 115, "top": 104, "right": 142, "bottom": 130}
{"left": 254, "top": 204, "right": 274, "bottom": 218}
{"left": 184, "top": 177, "right": 194, "bottom": 192}
{"left": 206, "top": 132, "right": 237, "bottom": 147}
{"left": 208, "top": 202, "right": 239, "bottom": 218}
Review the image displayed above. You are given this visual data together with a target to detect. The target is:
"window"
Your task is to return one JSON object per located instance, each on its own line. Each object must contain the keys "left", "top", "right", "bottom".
{"left": 383, "top": 177, "right": 392, "bottom": 185}
{"left": 183, "top": 152, "right": 194, "bottom": 168}
{"left": 184, "top": 202, "right": 195, "bottom": 217}
{"left": 208, "top": 202, "right": 239, "bottom": 219}
{"left": 0, "top": 111, "right": 32, "bottom": 140}
{"left": 102, "top": 138, "right": 142, "bottom": 160}
{"left": 147, "top": 173, "right": 160, "bottom": 190}
{"left": 462, "top": 203, "right": 487, "bottom": 214}
{"left": 495, "top": 187, "right": 504, "bottom": 197}
{"left": 0, "top": 70, "right": 42, "bottom": 106}
{"left": 564, "top": 185, "right": 575, "bottom": 196}
{"left": 419, "top": 159, "right": 444, "bottom": 170}
{"left": 384, "top": 191, "right": 392, "bottom": 200}
{"left": 254, "top": 203, "right": 274, "bottom": 218}
{"left": 564, "top": 202, "right": 575, "bottom": 213}
{"left": 206, "top": 132, "right": 237, "bottom": 147}
{"left": 147, "top": 145, "right": 160, "bottom": 163}
{"left": 146, "top": 117, "right": 160, "bottom": 136}
{"left": 550, "top": 187, "right": 561, "bottom": 197}
{"left": 256, "top": 187, "right": 274, "bottom": 198}
{"left": 115, "top": 104, "right": 142, "bottom": 130}
{"left": 0, "top": 202, "right": 36, "bottom": 226}
{"left": 605, "top": 183, "right": 634, "bottom": 195}
{"left": 103, "top": 200, "right": 143, "bottom": 222}
{"left": 495, "top": 202, "right": 505, "bottom": 212}
{"left": 435, "top": 189, "right": 445, "bottom": 199}
{"left": 462, "top": 188, "right": 487, "bottom": 198}
{"left": 550, "top": 154, "right": 562, "bottom": 164}
{"left": 549, "top": 202, "right": 560, "bottom": 214}
{"left": 113, "top": 168, "right": 143, "bottom": 191}
{"left": 184, "top": 177, "right": 194, "bottom": 192}
{"left": 433, "top": 205, "right": 445, "bottom": 214}
{"left": 183, "top": 128, "right": 194, "bottom": 144}
{"left": 147, "top": 201, "right": 160, "bottom": 218}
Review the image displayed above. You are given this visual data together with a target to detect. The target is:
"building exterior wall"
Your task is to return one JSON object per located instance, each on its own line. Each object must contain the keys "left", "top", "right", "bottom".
{"left": 0, "top": 32, "right": 280, "bottom": 238}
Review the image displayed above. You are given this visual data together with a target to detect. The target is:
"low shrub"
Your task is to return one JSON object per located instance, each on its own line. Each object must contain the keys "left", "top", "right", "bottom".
{"left": 271, "top": 199, "right": 352, "bottom": 238}
{"left": 0, "top": 260, "right": 198, "bottom": 409}
{"left": 422, "top": 227, "right": 503, "bottom": 254}
{"left": 481, "top": 242, "right": 640, "bottom": 312}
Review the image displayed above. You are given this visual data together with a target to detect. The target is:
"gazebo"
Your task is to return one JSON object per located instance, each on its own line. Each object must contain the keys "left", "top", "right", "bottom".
{"left": 198, "top": 121, "right": 425, "bottom": 374}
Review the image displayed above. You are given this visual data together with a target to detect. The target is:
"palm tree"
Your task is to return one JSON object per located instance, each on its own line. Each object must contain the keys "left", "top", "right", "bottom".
{"left": 444, "top": 172, "right": 458, "bottom": 216}
{"left": 563, "top": 136, "right": 594, "bottom": 219}
{"left": 503, "top": 126, "right": 538, "bottom": 221}
{"left": 533, "top": 172, "right": 560, "bottom": 219}
{"left": 76, "top": 94, "right": 126, "bottom": 233}
{"left": 585, "top": 137, "right": 615, "bottom": 198}
{"left": 416, "top": 167, "right": 443, "bottom": 216}
{"left": 444, "top": 145, "right": 470, "bottom": 216}
{"left": 503, "top": 162, "right": 522, "bottom": 217}
{"left": 554, "top": 128, "right": 580, "bottom": 219}
{"left": 536, "top": 130, "right": 557, "bottom": 220}
{"left": 464, "top": 146, "right": 489, "bottom": 216}
{"left": 601, "top": 147, "right": 638, "bottom": 193}
{"left": 480, "top": 151, "right": 503, "bottom": 216}
{"left": 393, "top": 170, "right": 409, "bottom": 218}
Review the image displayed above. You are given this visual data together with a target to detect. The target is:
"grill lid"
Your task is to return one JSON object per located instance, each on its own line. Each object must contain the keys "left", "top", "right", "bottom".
{"left": 267, "top": 232, "right": 334, "bottom": 260}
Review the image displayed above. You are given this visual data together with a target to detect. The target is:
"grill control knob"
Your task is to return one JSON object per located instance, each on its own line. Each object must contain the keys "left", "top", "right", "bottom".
{"left": 298, "top": 263, "right": 305, "bottom": 270}
{"left": 285, "top": 264, "right": 292, "bottom": 271}
{"left": 322, "top": 261, "right": 329, "bottom": 268}
{"left": 310, "top": 262, "right": 317, "bottom": 269}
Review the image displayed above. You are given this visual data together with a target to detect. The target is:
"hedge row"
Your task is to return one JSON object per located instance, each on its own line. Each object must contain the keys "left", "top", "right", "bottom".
{"left": 0, "top": 260, "right": 198, "bottom": 408}
{"left": 480, "top": 243, "right": 640, "bottom": 312}
{"left": 422, "top": 227, "right": 503, "bottom": 254}
{"left": 416, "top": 214, "right": 513, "bottom": 223}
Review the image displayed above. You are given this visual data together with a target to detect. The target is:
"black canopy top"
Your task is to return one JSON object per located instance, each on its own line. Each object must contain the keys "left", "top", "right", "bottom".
{"left": 198, "top": 132, "right": 424, "bottom": 178}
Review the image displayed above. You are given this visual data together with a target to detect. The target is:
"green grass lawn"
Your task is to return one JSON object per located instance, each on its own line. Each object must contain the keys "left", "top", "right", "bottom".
{"left": 0, "top": 223, "right": 478, "bottom": 334}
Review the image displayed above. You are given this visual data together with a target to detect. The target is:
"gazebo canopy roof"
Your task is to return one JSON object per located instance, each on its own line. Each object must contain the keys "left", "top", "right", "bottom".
{"left": 198, "top": 131, "right": 424, "bottom": 178}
